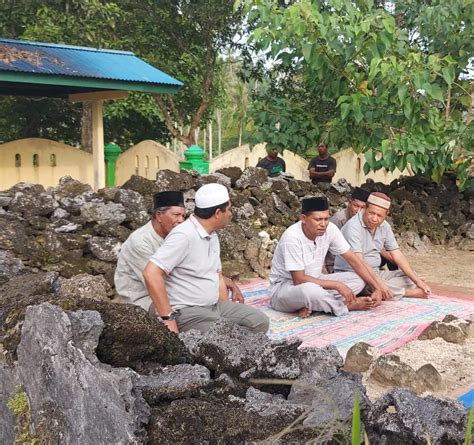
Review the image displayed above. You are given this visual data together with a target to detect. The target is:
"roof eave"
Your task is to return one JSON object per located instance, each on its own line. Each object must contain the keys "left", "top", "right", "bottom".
{"left": 0, "top": 71, "right": 181, "bottom": 95}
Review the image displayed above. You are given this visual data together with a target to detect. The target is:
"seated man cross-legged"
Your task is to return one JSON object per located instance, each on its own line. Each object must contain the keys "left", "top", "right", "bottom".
{"left": 269, "top": 197, "right": 388, "bottom": 318}
{"left": 334, "top": 192, "right": 431, "bottom": 300}
{"left": 143, "top": 183, "right": 269, "bottom": 334}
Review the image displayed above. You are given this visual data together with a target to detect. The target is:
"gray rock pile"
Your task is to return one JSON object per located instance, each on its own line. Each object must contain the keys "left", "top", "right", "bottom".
{"left": 0, "top": 171, "right": 472, "bottom": 288}
{"left": 1, "top": 171, "right": 473, "bottom": 443}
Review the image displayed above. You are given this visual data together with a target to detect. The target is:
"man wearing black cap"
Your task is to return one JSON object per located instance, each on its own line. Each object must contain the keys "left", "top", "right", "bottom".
{"left": 325, "top": 187, "right": 370, "bottom": 273}
{"left": 269, "top": 196, "right": 387, "bottom": 317}
{"left": 114, "top": 191, "right": 186, "bottom": 311}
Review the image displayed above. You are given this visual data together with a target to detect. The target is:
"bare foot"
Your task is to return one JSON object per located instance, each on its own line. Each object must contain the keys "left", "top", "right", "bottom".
{"left": 404, "top": 288, "right": 428, "bottom": 299}
{"left": 296, "top": 307, "right": 312, "bottom": 318}
{"left": 347, "top": 297, "right": 373, "bottom": 311}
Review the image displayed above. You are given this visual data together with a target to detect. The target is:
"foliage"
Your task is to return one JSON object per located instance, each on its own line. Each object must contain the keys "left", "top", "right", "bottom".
{"left": 465, "top": 406, "right": 474, "bottom": 445}
{"left": 242, "top": 0, "right": 473, "bottom": 189}
{"left": 0, "top": 0, "right": 245, "bottom": 148}
{"left": 7, "top": 388, "right": 38, "bottom": 444}
{"left": 351, "top": 391, "right": 361, "bottom": 445}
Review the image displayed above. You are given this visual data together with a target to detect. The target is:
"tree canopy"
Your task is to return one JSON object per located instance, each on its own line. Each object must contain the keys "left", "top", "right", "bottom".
{"left": 0, "top": 0, "right": 244, "bottom": 148}
{"left": 242, "top": 0, "right": 473, "bottom": 189}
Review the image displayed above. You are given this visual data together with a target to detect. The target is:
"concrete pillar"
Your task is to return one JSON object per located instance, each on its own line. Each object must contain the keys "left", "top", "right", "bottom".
{"left": 91, "top": 100, "right": 105, "bottom": 190}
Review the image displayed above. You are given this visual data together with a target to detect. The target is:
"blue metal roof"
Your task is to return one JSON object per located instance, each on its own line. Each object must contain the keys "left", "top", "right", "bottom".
{"left": 0, "top": 38, "right": 183, "bottom": 87}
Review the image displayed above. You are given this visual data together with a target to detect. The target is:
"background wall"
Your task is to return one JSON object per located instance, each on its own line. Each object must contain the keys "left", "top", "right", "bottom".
{"left": 0, "top": 138, "right": 408, "bottom": 190}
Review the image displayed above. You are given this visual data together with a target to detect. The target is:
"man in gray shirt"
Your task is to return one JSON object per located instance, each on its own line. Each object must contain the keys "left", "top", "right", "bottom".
{"left": 144, "top": 183, "right": 269, "bottom": 334}
{"left": 325, "top": 187, "right": 370, "bottom": 273}
{"left": 334, "top": 192, "right": 431, "bottom": 300}
{"left": 114, "top": 191, "right": 186, "bottom": 311}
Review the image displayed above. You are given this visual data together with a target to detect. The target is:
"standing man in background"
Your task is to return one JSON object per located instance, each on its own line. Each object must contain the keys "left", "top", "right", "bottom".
{"left": 308, "top": 142, "right": 337, "bottom": 184}
{"left": 256, "top": 147, "right": 286, "bottom": 177}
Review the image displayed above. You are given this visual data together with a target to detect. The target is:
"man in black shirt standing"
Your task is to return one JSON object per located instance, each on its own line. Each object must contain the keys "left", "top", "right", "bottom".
{"left": 308, "top": 142, "right": 337, "bottom": 184}
{"left": 256, "top": 147, "right": 286, "bottom": 177}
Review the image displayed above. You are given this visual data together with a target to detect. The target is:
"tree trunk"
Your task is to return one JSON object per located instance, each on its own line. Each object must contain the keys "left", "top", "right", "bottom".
{"left": 81, "top": 102, "right": 93, "bottom": 153}
{"left": 239, "top": 120, "right": 243, "bottom": 147}
{"left": 208, "top": 121, "right": 213, "bottom": 160}
{"left": 216, "top": 109, "right": 222, "bottom": 155}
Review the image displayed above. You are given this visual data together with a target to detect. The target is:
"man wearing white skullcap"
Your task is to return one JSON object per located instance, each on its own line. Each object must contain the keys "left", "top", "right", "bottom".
{"left": 334, "top": 192, "right": 431, "bottom": 300}
{"left": 144, "top": 183, "right": 269, "bottom": 334}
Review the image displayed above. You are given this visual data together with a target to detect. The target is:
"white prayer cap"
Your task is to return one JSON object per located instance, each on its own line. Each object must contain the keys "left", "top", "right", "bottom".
{"left": 195, "top": 183, "right": 230, "bottom": 209}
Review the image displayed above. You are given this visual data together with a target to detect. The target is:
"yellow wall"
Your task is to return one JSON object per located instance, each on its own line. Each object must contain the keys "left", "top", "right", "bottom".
{"left": 114, "top": 140, "right": 180, "bottom": 185}
{"left": 0, "top": 138, "right": 408, "bottom": 191}
{"left": 0, "top": 138, "right": 93, "bottom": 190}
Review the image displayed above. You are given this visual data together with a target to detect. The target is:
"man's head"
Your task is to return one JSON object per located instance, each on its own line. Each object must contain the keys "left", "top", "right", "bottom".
{"left": 363, "top": 192, "right": 391, "bottom": 231}
{"left": 317, "top": 142, "right": 329, "bottom": 158}
{"left": 267, "top": 147, "right": 279, "bottom": 160}
{"left": 152, "top": 191, "right": 186, "bottom": 238}
{"left": 194, "top": 183, "right": 232, "bottom": 229}
{"left": 300, "top": 196, "right": 330, "bottom": 238}
{"left": 347, "top": 187, "right": 370, "bottom": 218}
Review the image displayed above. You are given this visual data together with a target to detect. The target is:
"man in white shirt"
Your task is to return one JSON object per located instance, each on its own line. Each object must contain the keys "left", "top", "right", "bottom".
{"left": 269, "top": 197, "right": 388, "bottom": 317}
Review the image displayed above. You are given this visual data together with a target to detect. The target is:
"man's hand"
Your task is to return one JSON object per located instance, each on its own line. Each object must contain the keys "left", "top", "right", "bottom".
{"left": 415, "top": 279, "right": 431, "bottom": 297}
{"left": 335, "top": 283, "right": 357, "bottom": 305}
{"left": 379, "top": 281, "right": 394, "bottom": 300}
{"left": 370, "top": 288, "right": 383, "bottom": 307}
{"left": 231, "top": 286, "right": 245, "bottom": 304}
{"left": 163, "top": 319, "right": 179, "bottom": 334}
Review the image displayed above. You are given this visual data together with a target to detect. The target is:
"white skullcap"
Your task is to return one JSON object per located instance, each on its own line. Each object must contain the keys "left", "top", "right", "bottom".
{"left": 195, "top": 183, "right": 230, "bottom": 209}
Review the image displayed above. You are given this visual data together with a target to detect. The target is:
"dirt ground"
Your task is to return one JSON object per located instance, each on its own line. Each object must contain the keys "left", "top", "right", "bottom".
{"left": 364, "top": 246, "right": 474, "bottom": 402}
{"left": 404, "top": 246, "right": 474, "bottom": 291}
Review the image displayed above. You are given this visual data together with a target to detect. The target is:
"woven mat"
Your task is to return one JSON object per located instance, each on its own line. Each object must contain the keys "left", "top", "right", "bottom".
{"left": 240, "top": 278, "right": 474, "bottom": 358}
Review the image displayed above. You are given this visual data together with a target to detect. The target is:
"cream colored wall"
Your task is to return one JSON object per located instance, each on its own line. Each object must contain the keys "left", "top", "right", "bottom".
{"left": 210, "top": 144, "right": 408, "bottom": 186}
{"left": 0, "top": 138, "right": 94, "bottom": 190}
{"left": 333, "top": 148, "right": 407, "bottom": 186}
{"left": 0, "top": 138, "right": 408, "bottom": 191}
{"left": 114, "top": 140, "right": 180, "bottom": 185}
{"left": 210, "top": 143, "right": 310, "bottom": 181}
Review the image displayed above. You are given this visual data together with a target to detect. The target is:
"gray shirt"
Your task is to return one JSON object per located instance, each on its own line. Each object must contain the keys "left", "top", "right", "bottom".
{"left": 330, "top": 207, "right": 351, "bottom": 229}
{"left": 334, "top": 211, "right": 399, "bottom": 271}
{"left": 114, "top": 221, "right": 164, "bottom": 310}
{"left": 149, "top": 215, "right": 221, "bottom": 309}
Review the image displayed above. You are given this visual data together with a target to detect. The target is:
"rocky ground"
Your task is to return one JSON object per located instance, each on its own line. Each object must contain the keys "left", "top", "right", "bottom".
{"left": 0, "top": 170, "right": 473, "bottom": 444}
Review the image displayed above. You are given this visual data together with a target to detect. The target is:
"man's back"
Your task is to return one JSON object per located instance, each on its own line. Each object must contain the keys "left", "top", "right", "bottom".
{"left": 149, "top": 215, "right": 221, "bottom": 309}
{"left": 115, "top": 221, "right": 163, "bottom": 309}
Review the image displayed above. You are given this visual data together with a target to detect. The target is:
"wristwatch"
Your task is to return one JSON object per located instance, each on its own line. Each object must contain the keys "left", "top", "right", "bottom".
{"left": 161, "top": 310, "right": 178, "bottom": 321}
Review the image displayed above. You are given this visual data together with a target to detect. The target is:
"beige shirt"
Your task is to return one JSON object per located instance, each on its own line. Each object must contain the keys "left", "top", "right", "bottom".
{"left": 114, "top": 221, "right": 163, "bottom": 310}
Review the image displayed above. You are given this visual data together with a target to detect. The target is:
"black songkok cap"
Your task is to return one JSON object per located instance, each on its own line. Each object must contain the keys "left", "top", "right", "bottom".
{"left": 153, "top": 191, "right": 185, "bottom": 209}
{"left": 302, "top": 197, "right": 329, "bottom": 213}
{"left": 351, "top": 187, "right": 370, "bottom": 202}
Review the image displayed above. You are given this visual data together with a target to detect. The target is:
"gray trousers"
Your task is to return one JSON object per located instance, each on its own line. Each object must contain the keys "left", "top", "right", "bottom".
{"left": 175, "top": 301, "right": 269, "bottom": 334}
{"left": 270, "top": 272, "right": 365, "bottom": 317}
{"left": 377, "top": 270, "right": 416, "bottom": 300}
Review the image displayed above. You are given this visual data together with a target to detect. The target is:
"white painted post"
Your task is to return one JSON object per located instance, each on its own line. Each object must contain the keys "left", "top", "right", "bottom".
{"left": 91, "top": 100, "right": 105, "bottom": 190}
